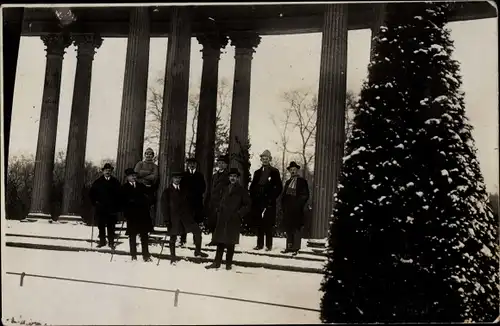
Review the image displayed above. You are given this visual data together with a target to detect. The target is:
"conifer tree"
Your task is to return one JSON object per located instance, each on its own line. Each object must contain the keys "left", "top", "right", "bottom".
{"left": 320, "top": 3, "right": 499, "bottom": 323}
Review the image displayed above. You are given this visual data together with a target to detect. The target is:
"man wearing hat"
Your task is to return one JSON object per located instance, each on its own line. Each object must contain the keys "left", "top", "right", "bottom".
{"left": 206, "top": 154, "right": 231, "bottom": 245}
{"left": 89, "top": 163, "right": 122, "bottom": 248}
{"left": 179, "top": 157, "right": 206, "bottom": 247}
{"left": 206, "top": 168, "right": 251, "bottom": 270}
{"left": 281, "top": 161, "right": 310, "bottom": 254}
{"left": 161, "top": 171, "right": 209, "bottom": 264}
{"left": 249, "top": 149, "right": 283, "bottom": 251}
{"left": 121, "top": 168, "right": 153, "bottom": 261}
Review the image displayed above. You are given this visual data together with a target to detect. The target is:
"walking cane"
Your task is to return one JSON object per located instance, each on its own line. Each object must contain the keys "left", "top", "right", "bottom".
{"left": 156, "top": 232, "right": 169, "bottom": 266}
{"left": 110, "top": 216, "right": 126, "bottom": 262}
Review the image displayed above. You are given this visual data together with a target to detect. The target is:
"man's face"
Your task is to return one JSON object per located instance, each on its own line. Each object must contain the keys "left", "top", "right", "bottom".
{"left": 145, "top": 150, "right": 154, "bottom": 161}
{"left": 187, "top": 162, "right": 196, "bottom": 170}
{"left": 173, "top": 176, "right": 181, "bottom": 185}
{"left": 217, "top": 161, "right": 227, "bottom": 170}
{"left": 229, "top": 174, "right": 239, "bottom": 184}
{"left": 103, "top": 168, "right": 112, "bottom": 177}
{"left": 289, "top": 167, "right": 298, "bottom": 176}
{"left": 127, "top": 174, "right": 137, "bottom": 183}
{"left": 260, "top": 155, "right": 271, "bottom": 166}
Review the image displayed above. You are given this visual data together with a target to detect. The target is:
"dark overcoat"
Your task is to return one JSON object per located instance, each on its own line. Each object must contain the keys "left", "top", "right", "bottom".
{"left": 212, "top": 183, "right": 251, "bottom": 245}
{"left": 249, "top": 166, "right": 283, "bottom": 226}
{"left": 181, "top": 170, "right": 206, "bottom": 223}
{"left": 160, "top": 184, "right": 199, "bottom": 236}
{"left": 121, "top": 182, "right": 154, "bottom": 234}
{"left": 207, "top": 169, "right": 230, "bottom": 227}
{"left": 89, "top": 175, "right": 122, "bottom": 216}
{"left": 281, "top": 176, "right": 310, "bottom": 230}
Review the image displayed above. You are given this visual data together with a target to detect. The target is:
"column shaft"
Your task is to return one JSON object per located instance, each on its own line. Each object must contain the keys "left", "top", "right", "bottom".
{"left": 60, "top": 34, "right": 103, "bottom": 220}
{"left": 370, "top": 3, "right": 388, "bottom": 61}
{"left": 157, "top": 7, "right": 192, "bottom": 225}
{"left": 28, "top": 34, "right": 72, "bottom": 219}
{"left": 195, "top": 33, "right": 228, "bottom": 199}
{"left": 116, "top": 7, "right": 150, "bottom": 183}
{"left": 228, "top": 32, "right": 260, "bottom": 187}
{"left": 311, "top": 4, "right": 348, "bottom": 239}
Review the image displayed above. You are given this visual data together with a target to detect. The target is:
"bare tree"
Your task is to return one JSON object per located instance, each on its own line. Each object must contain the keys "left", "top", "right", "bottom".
{"left": 270, "top": 105, "right": 293, "bottom": 175}
{"left": 145, "top": 74, "right": 232, "bottom": 165}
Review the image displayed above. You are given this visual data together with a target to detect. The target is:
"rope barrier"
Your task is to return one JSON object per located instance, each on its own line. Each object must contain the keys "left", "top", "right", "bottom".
{"left": 6, "top": 271, "right": 320, "bottom": 313}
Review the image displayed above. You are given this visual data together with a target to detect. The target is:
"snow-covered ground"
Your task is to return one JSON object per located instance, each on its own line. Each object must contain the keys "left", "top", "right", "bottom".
{"left": 2, "top": 220, "right": 324, "bottom": 324}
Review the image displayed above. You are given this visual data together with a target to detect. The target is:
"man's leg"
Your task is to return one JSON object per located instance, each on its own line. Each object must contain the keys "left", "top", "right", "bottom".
{"left": 192, "top": 226, "right": 208, "bottom": 257}
{"left": 169, "top": 235, "right": 177, "bottom": 264}
{"left": 140, "top": 232, "right": 151, "bottom": 261}
{"left": 107, "top": 214, "right": 117, "bottom": 248}
{"left": 97, "top": 213, "right": 107, "bottom": 247}
{"left": 254, "top": 207, "right": 265, "bottom": 250}
{"left": 226, "top": 244, "right": 235, "bottom": 270}
{"left": 292, "top": 227, "right": 303, "bottom": 253}
{"left": 129, "top": 233, "right": 138, "bottom": 260}
{"left": 179, "top": 233, "right": 187, "bottom": 246}
{"left": 282, "top": 226, "right": 293, "bottom": 253}
{"left": 265, "top": 223, "right": 274, "bottom": 251}
{"left": 205, "top": 244, "right": 224, "bottom": 269}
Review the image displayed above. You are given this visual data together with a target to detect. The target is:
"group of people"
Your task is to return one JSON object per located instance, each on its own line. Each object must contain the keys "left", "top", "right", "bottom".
{"left": 89, "top": 147, "right": 310, "bottom": 270}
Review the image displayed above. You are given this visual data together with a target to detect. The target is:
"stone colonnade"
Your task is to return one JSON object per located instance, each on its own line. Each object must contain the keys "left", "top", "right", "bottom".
{"left": 27, "top": 5, "right": 385, "bottom": 239}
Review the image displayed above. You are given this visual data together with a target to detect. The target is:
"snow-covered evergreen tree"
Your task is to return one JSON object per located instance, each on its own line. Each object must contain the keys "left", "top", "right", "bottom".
{"left": 320, "top": 3, "right": 499, "bottom": 323}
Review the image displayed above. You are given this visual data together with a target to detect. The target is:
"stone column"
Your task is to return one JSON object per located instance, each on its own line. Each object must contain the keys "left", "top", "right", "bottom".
{"left": 59, "top": 34, "right": 103, "bottom": 221}
{"left": 28, "top": 33, "right": 72, "bottom": 220}
{"left": 3, "top": 8, "right": 24, "bottom": 183}
{"left": 115, "top": 7, "right": 150, "bottom": 183}
{"left": 370, "top": 3, "right": 387, "bottom": 61}
{"left": 310, "top": 4, "right": 348, "bottom": 239}
{"left": 157, "top": 7, "right": 192, "bottom": 225}
{"left": 195, "top": 33, "right": 229, "bottom": 198}
{"left": 228, "top": 32, "right": 261, "bottom": 186}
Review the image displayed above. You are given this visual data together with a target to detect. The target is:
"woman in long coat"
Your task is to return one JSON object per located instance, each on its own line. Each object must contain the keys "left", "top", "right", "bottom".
{"left": 121, "top": 168, "right": 153, "bottom": 261}
{"left": 206, "top": 168, "right": 251, "bottom": 270}
{"left": 161, "top": 172, "right": 208, "bottom": 264}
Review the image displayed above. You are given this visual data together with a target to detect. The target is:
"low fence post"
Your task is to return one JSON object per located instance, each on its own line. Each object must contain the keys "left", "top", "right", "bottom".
{"left": 19, "top": 272, "right": 25, "bottom": 287}
{"left": 174, "top": 289, "right": 180, "bottom": 307}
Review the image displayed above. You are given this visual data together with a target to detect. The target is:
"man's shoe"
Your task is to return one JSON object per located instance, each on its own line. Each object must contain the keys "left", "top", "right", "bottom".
{"left": 194, "top": 251, "right": 209, "bottom": 258}
{"left": 265, "top": 247, "right": 272, "bottom": 252}
{"left": 109, "top": 243, "right": 116, "bottom": 250}
{"left": 131, "top": 255, "right": 138, "bottom": 261}
{"left": 226, "top": 264, "right": 232, "bottom": 271}
{"left": 253, "top": 246, "right": 263, "bottom": 251}
{"left": 291, "top": 251, "right": 299, "bottom": 256}
{"left": 143, "top": 256, "right": 152, "bottom": 262}
{"left": 280, "top": 249, "right": 291, "bottom": 254}
{"left": 96, "top": 242, "right": 106, "bottom": 248}
{"left": 205, "top": 263, "right": 221, "bottom": 269}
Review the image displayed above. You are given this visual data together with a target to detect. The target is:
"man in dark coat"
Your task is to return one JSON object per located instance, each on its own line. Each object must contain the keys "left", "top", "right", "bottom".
{"left": 179, "top": 157, "right": 206, "bottom": 246}
{"left": 249, "top": 150, "right": 283, "bottom": 251}
{"left": 207, "top": 154, "right": 230, "bottom": 245}
{"left": 121, "top": 168, "right": 153, "bottom": 261}
{"left": 281, "top": 161, "right": 310, "bottom": 255}
{"left": 206, "top": 168, "right": 251, "bottom": 270}
{"left": 161, "top": 172, "right": 209, "bottom": 265}
{"left": 89, "top": 163, "right": 122, "bottom": 249}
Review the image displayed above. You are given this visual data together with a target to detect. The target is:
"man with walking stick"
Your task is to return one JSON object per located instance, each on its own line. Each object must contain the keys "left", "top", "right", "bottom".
{"left": 161, "top": 171, "right": 209, "bottom": 265}
{"left": 89, "top": 163, "right": 122, "bottom": 249}
{"left": 121, "top": 168, "right": 153, "bottom": 261}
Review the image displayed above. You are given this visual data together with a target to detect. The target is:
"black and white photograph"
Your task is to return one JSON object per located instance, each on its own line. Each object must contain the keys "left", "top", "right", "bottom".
{"left": 1, "top": 1, "right": 498, "bottom": 324}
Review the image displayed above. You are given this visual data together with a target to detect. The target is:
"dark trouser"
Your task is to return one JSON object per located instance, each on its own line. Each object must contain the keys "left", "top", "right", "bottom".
{"left": 257, "top": 224, "right": 274, "bottom": 249}
{"left": 213, "top": 244, "right": 236, "bottom": 267}
{"left": 286, "top": 227, "right": 302, "bottom": 251}
{"left": 97, "top": 212, "right": 117, "bottom": 245}
{"left": 129, "top": 232, "right": 150, "bottom": 259}
{"left": 170, "top": 226, "right": 203, "bottom": 257}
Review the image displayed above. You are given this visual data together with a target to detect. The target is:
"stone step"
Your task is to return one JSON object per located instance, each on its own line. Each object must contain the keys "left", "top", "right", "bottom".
{"left": 5, "top": 233, "right": 325, "bottom": 263}
{"left": 6, "top": 241, "right": 323, "bottom": 275}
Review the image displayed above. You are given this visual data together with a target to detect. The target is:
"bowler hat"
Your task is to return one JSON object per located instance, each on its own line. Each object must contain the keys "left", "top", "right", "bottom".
{"left": 124, "top": 168, "right": 137, "bottom": 176}
{"left": 186, "top": 157, "right": 197, "bottom": 164}
{"left": 102, "top": 163, "right": 114, "bottom": 171}
{"left": 287, "top": 161, "right": 301, "bottom": 170}
{"left": 171, "top": 171, "right": 184, "bottom": 178}
{"left": 228, "top": 168, "right": 241, "bottom": 177}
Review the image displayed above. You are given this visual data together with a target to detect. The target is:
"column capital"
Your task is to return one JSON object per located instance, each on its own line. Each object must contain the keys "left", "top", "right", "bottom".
{"left": 41, "top": 33, "right": 72, "bottom": 57}
{"left": 73, "top": 34, "right": 104, "bottom": 58}
{"left": 197, "top": 33, "right": 229, "bottom": 59}
{"left": 229, "top": 31, "right": 261, "bottom": 55}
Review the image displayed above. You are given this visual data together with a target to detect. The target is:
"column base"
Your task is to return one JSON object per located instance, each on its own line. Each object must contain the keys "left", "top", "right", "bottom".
{"left": 26, "top": 212, "right": 53, "bottom": 221}
{"left": 57, "top": 215, "right": 83, "bottom": 222}
{"left": 307, "top": 239, "right": 328, "bottom": 249}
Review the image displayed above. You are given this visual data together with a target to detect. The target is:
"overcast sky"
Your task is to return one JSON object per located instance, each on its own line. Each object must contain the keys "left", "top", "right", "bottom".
{"left": 8, "top": 12, "right": 498, "bottom": 192}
